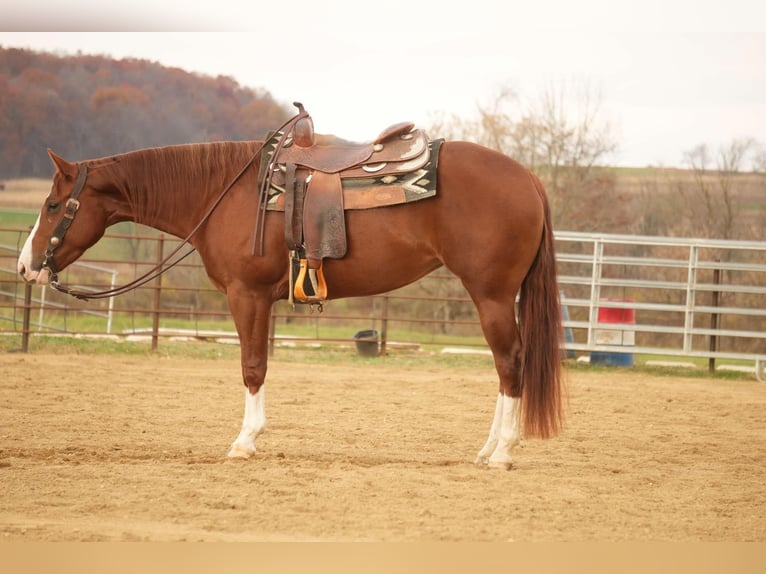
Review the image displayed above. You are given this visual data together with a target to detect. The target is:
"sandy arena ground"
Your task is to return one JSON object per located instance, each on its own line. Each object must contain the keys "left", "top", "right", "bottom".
{"left": 1, "top": 352, "right": 765, "bottom": 541}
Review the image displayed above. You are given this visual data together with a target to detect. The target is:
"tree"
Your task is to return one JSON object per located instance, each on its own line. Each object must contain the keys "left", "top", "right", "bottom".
{"left": 90, "top": 85, "right": 153, "bottom": 154}
{"left": 752, "top": 143, "right": 766, "bottom": 174}
{"left": 678, "top": 138, "right": 756, "bottom": 240}
{"left": 428, "top": 79, "right": 624, "bottom": 232}
{"left": 0, "top": 47, "right": 289, "bottom": 177}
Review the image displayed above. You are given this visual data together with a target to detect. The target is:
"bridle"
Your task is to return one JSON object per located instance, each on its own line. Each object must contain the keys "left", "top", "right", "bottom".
{"left": 44, "top": 157, "right": 249, "bottom": 301}
{"left": 42, "top": 106, "right": 310, "bottom": 301}
{"left": 41, "top": 164, "right": 88, "bottom": 280}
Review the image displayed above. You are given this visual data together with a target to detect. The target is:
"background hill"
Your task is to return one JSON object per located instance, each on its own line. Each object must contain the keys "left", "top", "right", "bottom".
{"left": 0, "top": 46, "right": 291, "bottom": 178}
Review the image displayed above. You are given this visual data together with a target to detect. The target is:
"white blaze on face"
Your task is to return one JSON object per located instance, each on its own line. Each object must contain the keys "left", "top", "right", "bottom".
{"left": 17, "top": 215, "right": 48, "bottom": 284}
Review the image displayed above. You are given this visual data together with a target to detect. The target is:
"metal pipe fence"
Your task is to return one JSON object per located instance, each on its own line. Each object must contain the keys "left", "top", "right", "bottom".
{"left": 555, "top": 232, "right": 765, "bottom": 380}
{"left": 1, "top": 226, "right": 764, "bottom": 380}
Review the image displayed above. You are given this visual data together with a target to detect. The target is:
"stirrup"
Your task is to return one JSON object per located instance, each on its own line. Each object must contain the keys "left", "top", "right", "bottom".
{"left": 294, "top": 258, "right": 328, "bottom": 303}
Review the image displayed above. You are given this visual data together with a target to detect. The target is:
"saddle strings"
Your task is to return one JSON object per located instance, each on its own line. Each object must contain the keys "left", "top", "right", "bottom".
{"left": 253, "top": 103, "right": 309, "bottom": 256}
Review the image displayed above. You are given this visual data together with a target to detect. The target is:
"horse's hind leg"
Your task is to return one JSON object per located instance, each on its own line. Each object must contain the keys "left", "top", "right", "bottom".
{"left": 471, "top": 295, "right": 524, "bottom": 470}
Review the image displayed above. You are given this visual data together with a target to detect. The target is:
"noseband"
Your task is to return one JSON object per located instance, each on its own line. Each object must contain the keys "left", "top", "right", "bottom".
{"left": 41, "top": 165, "right": 88, "bottom": 279}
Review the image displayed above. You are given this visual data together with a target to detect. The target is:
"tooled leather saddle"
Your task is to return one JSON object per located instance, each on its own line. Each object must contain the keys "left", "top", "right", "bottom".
{"left": 255, "top": 102, "right": 441, "bottom": 305}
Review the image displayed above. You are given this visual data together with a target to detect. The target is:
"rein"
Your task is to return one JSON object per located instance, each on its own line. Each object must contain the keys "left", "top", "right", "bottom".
{"left": 48, "top": 152, "right": 258, "bottom": 300}
{"left": 47, "top": 106, "right": 309, "bottom": 301}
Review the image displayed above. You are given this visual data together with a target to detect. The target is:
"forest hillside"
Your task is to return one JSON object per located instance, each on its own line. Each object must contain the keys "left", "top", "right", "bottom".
{"left": 0, "top": 46, "right": 290, "bottom": 178}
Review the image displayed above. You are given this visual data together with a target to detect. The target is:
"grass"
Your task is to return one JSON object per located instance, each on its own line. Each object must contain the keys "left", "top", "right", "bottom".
{"left": 1, "top": 331, "right": 756, "bottom": 381}
{"left": 5, "top": 308, "right": 484, "bottom": 345}
{"left": 564, "top": 356, "right": 753, "bottom": 381}
{"left": 0, "top": 332, "right": 496, "bottom": 370}
{"left": 0, "top": 209, "right": 37, "bottom": 227}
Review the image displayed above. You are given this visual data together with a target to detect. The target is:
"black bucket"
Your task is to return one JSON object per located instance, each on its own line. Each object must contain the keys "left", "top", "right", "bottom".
{"left": 353, "top": 329, "right": 380, "bottom": 357}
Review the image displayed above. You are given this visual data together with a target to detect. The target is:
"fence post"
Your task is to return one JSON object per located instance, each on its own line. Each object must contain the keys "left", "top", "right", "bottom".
{"left": 151, "top": 234, "right": 165, "bottom": 352}
{"left": 21, "top": 283, "right": 32, "bottom": 353}
{"left": 708, "top": 264, "right": 721, "bottom": 374}
{"left": 268, "top": 303, "right": 276, "bottom": 357}
{"left": 586, "top": 239, "right": 604, "bottom": 347}
{"left": 683, "top": 245, "right": 699, "bottom": 354}
{"left": 380, "top": 295, "right": 389, "bottom": 356}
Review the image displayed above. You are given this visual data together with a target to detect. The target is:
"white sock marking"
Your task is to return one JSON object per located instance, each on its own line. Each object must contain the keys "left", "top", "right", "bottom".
{"left": 227, "top": 386, "right": 266, "bottom": 458}
{"left": 477, "top": 393, "right": 522, "bottom": 468}
{"left": 476, "top": 393, "right": 504, "bottom": 464}
{"left": 488, "top": 395, "right": 521, "bottom": 468}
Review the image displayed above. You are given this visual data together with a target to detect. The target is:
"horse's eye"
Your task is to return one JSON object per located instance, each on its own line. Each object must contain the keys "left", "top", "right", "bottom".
{"left": 47, "top": 201, "right": 61, "bottom": 213}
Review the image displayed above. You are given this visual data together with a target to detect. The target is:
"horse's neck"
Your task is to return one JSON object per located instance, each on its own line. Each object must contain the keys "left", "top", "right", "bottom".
{"left": 117, "top": 143, "right": 255, "bottom": 238}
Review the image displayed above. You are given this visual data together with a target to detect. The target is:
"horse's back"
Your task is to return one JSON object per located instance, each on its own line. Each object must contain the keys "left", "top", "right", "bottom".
{"left": 437, "top": 140, "right": 544, "bottom": 216}
{"left": 322, "top": 141, "right": 546, "bottom": 298}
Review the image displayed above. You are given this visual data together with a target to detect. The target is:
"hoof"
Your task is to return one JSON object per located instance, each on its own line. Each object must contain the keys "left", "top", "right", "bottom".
{"left": 487, "top": 458, "right": 513, "bottom": 471}
{"left": 227, "top": 443, "right": 256, "bottom": 459}
{"left": 474, "top": 455, "right": 489, "bottom": 466}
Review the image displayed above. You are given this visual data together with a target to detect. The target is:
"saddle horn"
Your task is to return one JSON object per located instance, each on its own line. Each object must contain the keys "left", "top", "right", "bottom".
{"left": 292, "top": 102, "right": 315, "bottom": 148}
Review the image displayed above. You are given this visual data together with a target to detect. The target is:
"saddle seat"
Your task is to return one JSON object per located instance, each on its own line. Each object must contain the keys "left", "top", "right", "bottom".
{"left": 276, "top": 113, "right": 420, "bottom": 174}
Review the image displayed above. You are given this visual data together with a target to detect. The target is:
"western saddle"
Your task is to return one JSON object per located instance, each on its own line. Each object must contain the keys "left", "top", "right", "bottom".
{"left": 257, "top": 102, "right": 432, "bottom": 305}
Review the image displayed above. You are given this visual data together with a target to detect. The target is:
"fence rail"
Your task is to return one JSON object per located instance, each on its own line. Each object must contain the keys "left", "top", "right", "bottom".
{"left": 1, "top": 226, "right": 764, "bottom": 380}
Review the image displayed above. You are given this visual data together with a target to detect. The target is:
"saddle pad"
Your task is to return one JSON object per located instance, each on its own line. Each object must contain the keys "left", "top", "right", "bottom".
{"left": 261, "top": 138, "right": 444, "bottom": 212}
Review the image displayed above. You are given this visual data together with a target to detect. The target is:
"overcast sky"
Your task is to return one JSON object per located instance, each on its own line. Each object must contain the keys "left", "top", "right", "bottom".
{"left": 2, "top": 0, "right": 765, "bottom": 167}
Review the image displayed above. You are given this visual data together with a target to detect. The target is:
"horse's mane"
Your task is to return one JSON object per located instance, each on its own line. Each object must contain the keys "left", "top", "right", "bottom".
{"left": 86, "top": 141, "right": 262, "bottom": 225}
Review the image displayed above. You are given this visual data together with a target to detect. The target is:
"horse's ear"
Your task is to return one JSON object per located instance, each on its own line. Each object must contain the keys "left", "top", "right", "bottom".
{"left": 48, "top": 149, "right": 78, "bottom": 179}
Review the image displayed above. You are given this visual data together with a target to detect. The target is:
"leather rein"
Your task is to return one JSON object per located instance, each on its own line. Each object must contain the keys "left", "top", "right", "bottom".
{"left": 42, "top": 108, "right": 308, "bottom": 301}
{"left": 46, "top": 154, "right": 255, "bottom": 301}
{"left": 44, "top": 106, "right": 308, "bottom": 301}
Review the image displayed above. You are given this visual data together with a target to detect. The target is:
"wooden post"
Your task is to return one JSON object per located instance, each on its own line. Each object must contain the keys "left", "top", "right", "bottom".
{"left": 151, "top": 234, "right": 165, "bottom": 352}
{"left": 268, "top": 303, "right": 276, "bottom": 357}
{"left": 21, "top": 283, "right": 32, "bottom": 353}
{"left": 380, "top": 295, "right": 389, "bottom": 356}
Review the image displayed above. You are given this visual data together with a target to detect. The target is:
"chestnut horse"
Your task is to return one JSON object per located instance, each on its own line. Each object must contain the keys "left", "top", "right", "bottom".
{"left": 17, "top": 134, "right": 564, "bottom": 469}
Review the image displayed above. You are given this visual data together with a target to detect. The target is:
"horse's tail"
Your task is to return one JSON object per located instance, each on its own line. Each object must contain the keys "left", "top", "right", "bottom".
{"left": 518, "top": 171, "right": 565, "bottom": 439}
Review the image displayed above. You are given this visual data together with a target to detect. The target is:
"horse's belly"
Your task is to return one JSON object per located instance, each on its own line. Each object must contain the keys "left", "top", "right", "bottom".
{"left": 322, "top": 207, "right": 441, "bottom": 298}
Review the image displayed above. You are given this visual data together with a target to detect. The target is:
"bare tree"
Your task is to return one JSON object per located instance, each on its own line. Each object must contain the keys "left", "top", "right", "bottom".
{"left": 427, "top": 110, "right": 481, "bottom": 142}
{"left": 679, "top": 138, "right": 755, "bottom": 240}
{"left": 752, "top": 142, "right": 766, "bottom": 174}
{"left": 431, "top": 79, "right": 622, "bottom": 231}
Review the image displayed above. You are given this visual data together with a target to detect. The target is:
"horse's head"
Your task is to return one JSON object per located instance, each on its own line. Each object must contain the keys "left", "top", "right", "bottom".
{"left": 17, "top": 150, "right": 109, "bottom": 285}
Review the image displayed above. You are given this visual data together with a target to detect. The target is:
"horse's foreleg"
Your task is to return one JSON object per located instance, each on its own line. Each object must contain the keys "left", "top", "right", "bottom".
{"left": 228, "top": 386, "right": 267, "bottom": 459}
{"left": 226, "top": 287, "right": 273, "bottom": 459}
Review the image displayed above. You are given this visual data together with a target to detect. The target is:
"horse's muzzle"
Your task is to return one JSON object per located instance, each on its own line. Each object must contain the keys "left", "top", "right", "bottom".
{"left": 17, "top": 261, "right": 52, "bottom": 285}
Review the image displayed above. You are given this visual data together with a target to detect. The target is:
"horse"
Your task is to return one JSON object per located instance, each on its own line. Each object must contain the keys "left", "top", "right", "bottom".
{"left": 17, "top": 119, "right": 564, "bottom": 470}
